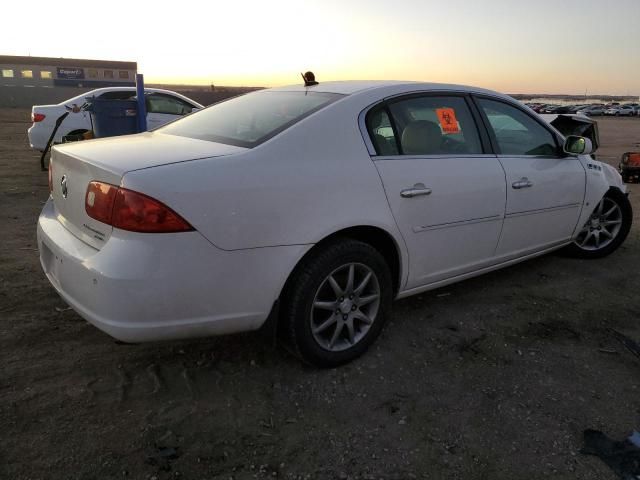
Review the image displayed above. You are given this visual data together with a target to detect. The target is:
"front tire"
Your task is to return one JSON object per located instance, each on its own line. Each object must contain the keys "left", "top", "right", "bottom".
{"left": 280, "top": 239, "right": 392, "bottom": 368}
{"left": 562, "top": 189, "right": 632, "bottom": 259}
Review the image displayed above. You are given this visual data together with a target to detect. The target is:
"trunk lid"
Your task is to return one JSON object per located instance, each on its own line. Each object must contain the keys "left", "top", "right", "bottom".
{"left": 31, "top": 104, "right": 63, "bottom": 125}
{"left": 50, "top": 132, "right": 246, "bottom": 249}
{"left": 50, "top": 147, "right": 120, "bottom": 249}
{"left": 54, "top": 131, "right": 247, "bottom": 175}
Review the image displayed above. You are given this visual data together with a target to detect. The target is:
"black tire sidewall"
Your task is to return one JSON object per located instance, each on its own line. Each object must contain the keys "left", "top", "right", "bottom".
{"left": 281, "top": 239, "right": 393, "bottom": 368}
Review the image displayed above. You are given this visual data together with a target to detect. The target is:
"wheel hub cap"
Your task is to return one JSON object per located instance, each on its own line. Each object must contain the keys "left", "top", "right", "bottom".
{"left": 339, "top": 299, "right": 354, "bottom": 314}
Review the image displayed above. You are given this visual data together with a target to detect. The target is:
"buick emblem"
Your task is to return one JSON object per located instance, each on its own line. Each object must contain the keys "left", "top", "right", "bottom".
{"left": 60, "top": 175, "right": 68, "bottom": 198}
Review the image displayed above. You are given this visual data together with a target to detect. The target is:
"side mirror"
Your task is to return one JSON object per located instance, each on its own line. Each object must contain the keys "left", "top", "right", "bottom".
{"left": 563, "top": 135, "right": 593, "bottom": 156}
{"left": 191, "top": 107, "right": 200, "bottom": 113}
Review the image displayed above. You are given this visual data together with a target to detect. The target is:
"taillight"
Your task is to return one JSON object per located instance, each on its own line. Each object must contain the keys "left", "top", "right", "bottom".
{"left": 85, "top": 181, "right": 193, "bottom": 233}
{"left": 32, "top": 112, "right": 46, "bottom": 122}
{"left": 48, "top": 160, "right": 53, "bottom": 193}
{"left": 85, "top": 182, "right": 118, "bottom": 224}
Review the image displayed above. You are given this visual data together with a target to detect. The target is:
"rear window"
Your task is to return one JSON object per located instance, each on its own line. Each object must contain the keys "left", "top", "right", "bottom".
{"left": 158, "top": 90, "right": 343, "bottom": 147}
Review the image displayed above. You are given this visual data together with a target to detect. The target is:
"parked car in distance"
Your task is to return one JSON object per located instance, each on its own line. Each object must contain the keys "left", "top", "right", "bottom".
{"left": 604, "top": 105, "right": 635, "bottom": 116}
{"left": 568, "top": 104, "right": 588, "bottom": 113}
{"left": 577, "top": 104, "right": 605, "bottom": 116}
{"left": 552, "top": 105, "right": 574, "bottom": 114}
{"left": 619, "top": 152, "right": 640, "bottom": 183}
{"left": 530, "top": 104, "right": 548, "bottom": 113}
{"left": 540, "top": 104, "right": 561, "bottom": 113}
{"left": 38, "top": 80, "right": 632, "bottom": 367}
{"left": 28, "top": 87, "right": 204, "bottom": 151}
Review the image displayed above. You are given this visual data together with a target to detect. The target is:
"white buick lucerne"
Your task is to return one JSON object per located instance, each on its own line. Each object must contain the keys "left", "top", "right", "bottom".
{"left": 38, "top": 81, "right": 632, "bottom": 367}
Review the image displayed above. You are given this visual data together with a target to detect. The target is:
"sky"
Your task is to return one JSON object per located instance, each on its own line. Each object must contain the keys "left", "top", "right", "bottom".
{"left": 2, "top": 0, "right": 639, "bottom": 95}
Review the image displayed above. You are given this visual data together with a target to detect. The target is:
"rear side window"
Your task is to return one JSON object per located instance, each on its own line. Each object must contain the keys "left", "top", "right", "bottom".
{"left": 367, "top": 95, "right": 483, "bottom": 155}
{"left": 159, "top": 90, "right": 343, "bottom": 147}
{"left": 477, "top": 98, "right": 558, "bottom": 156}
{"left": 146, "top": 93, "right": 193, "bottom": 115}
{"left": 366, "top": 108, "right": 399, "bottom": 155}
{"left": 99, "top": 90, "right": 136, "bottom": 100}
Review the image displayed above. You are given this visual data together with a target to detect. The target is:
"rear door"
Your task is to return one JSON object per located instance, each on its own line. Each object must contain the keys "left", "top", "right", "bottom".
{"left": 474, "top": 96, "right": 585, "bottom": 258}
{"left": 368, "top": 94, "right": 507, "bottom": 289}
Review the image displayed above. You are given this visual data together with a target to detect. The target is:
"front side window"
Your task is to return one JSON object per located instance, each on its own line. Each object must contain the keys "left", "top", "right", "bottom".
{"left": 159, "top": 90, "right": 343, "bottom": 147}
{"left": 477, "top": 98, "right": 558, "bottom": 156}
{"left": 146, "top": 94, "right": 193, "bottom": 115}
{"left": 370, "top": 95, "right": 483, "bottom": 155}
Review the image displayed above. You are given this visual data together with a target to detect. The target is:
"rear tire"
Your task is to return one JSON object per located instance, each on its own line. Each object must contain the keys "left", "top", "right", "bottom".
{"left": 561, "top": 189, "right": 632, "bottom": 259}
{"left": 280, "top": 239, "right": 392, "bottom": 368}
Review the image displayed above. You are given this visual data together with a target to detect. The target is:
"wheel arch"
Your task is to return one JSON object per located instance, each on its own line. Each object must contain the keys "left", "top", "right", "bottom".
{"left": 282, "top": 225, "right": 405, "bottom": 299}
{"left": 66, "top": 128, "right": 89, "bottom": 136}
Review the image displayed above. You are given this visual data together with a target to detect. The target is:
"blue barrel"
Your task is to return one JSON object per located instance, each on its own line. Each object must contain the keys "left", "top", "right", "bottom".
{"left": 87, "top": 96, "right": 139, "bottom": 138}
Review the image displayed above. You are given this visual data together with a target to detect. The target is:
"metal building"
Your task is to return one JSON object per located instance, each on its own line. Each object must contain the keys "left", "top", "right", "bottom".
{"left": 0, "top": 55, "right": 137, "bottom": 88}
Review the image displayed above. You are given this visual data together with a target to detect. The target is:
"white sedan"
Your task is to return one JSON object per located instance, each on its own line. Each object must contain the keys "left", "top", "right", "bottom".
{"left": 28, "top": 87, "right": 204, "bottom": 151}
{"left": 38, "top": 81, "right": 633, "bottom": 367}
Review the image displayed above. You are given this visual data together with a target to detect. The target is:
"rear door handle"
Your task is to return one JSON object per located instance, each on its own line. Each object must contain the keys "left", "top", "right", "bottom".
{"left": 401, "top": 183, "right": 432, "bottom": 198}
{"left": 512, "top": 177, "right": 533, "bottom": 189}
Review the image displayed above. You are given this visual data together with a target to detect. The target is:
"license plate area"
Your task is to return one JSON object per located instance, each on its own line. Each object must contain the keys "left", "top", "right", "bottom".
{"left": 40, "top": 241, "right": 61, "bottom": 285}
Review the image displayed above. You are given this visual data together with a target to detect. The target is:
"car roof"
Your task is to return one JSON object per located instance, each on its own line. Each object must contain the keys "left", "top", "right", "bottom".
{"left": 269, "top": 80, "right": 505, "bottom": 98}
{"left": 84, "top": 86, "right": 182, "bottom": 95}
{"left": 65, "top": 86, "right": 204, "bottom": 108}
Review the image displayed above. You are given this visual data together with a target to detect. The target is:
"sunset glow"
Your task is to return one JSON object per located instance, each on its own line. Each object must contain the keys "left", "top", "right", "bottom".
{"left": 2, "top": 0, "right": 638, "bottom": 94}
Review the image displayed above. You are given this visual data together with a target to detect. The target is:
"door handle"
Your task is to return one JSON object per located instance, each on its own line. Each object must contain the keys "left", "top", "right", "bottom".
{"left": 512, "top": 177, "right": 533, "bottom": 189}
{"left": 400, "top": 183, "right": 432, "bottom": 198}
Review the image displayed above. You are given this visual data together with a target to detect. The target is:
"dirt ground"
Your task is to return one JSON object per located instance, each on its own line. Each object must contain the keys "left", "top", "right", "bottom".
{"left": 2, "top": 108, "right": 640, "bottom": 480}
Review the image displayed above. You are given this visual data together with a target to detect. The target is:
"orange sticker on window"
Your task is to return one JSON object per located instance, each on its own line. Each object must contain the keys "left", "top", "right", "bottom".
{"left": 436, "top": 108, "right": 460, "bottom": 134}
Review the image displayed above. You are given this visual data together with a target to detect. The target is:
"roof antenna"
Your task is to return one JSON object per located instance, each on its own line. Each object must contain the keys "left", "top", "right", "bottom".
{"left": 301, "top": 71, "right": 319, "bottom": 87}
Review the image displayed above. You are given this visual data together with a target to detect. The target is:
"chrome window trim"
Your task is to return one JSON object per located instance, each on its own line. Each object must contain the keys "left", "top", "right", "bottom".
{"left": 357, "top": 88, "right": 507, "bottom": 158}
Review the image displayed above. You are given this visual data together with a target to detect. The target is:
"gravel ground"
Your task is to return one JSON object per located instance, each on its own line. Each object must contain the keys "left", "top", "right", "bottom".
{"left": 1, "top": 108, "right": 640, "bottom": 480}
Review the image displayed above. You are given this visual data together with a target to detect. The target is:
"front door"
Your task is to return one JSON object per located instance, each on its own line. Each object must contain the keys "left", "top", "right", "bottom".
{"left": 367, "top": 94, "right": 507, "bottom": 289}
{"left": 474, "top": 97, "right": 585, "bottom": 258}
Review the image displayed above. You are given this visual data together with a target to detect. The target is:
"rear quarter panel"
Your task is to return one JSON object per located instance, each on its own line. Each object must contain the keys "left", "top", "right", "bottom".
{"left": 120, "top": 96, "right": 405, "bottom": 255}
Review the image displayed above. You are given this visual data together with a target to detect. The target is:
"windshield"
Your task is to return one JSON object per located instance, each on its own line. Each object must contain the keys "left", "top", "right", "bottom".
{"left": 158, "top": 90, "right": 344, "bottom": 147}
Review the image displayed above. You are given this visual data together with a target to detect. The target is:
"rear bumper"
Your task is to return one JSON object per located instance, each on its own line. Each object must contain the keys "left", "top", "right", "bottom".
{"left": 28, "top": 124, "right": 47, "bottom": 151}
{"left": 37, "top": 199, "right": 310, "bottom": 342}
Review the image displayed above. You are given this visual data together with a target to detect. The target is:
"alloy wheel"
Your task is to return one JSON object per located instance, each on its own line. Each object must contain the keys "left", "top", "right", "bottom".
{"left": 574, "top": 197, "right": 623, "bottom": 251}
{"left": 310, "top": 262, "right": 381, "bottom": 352}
